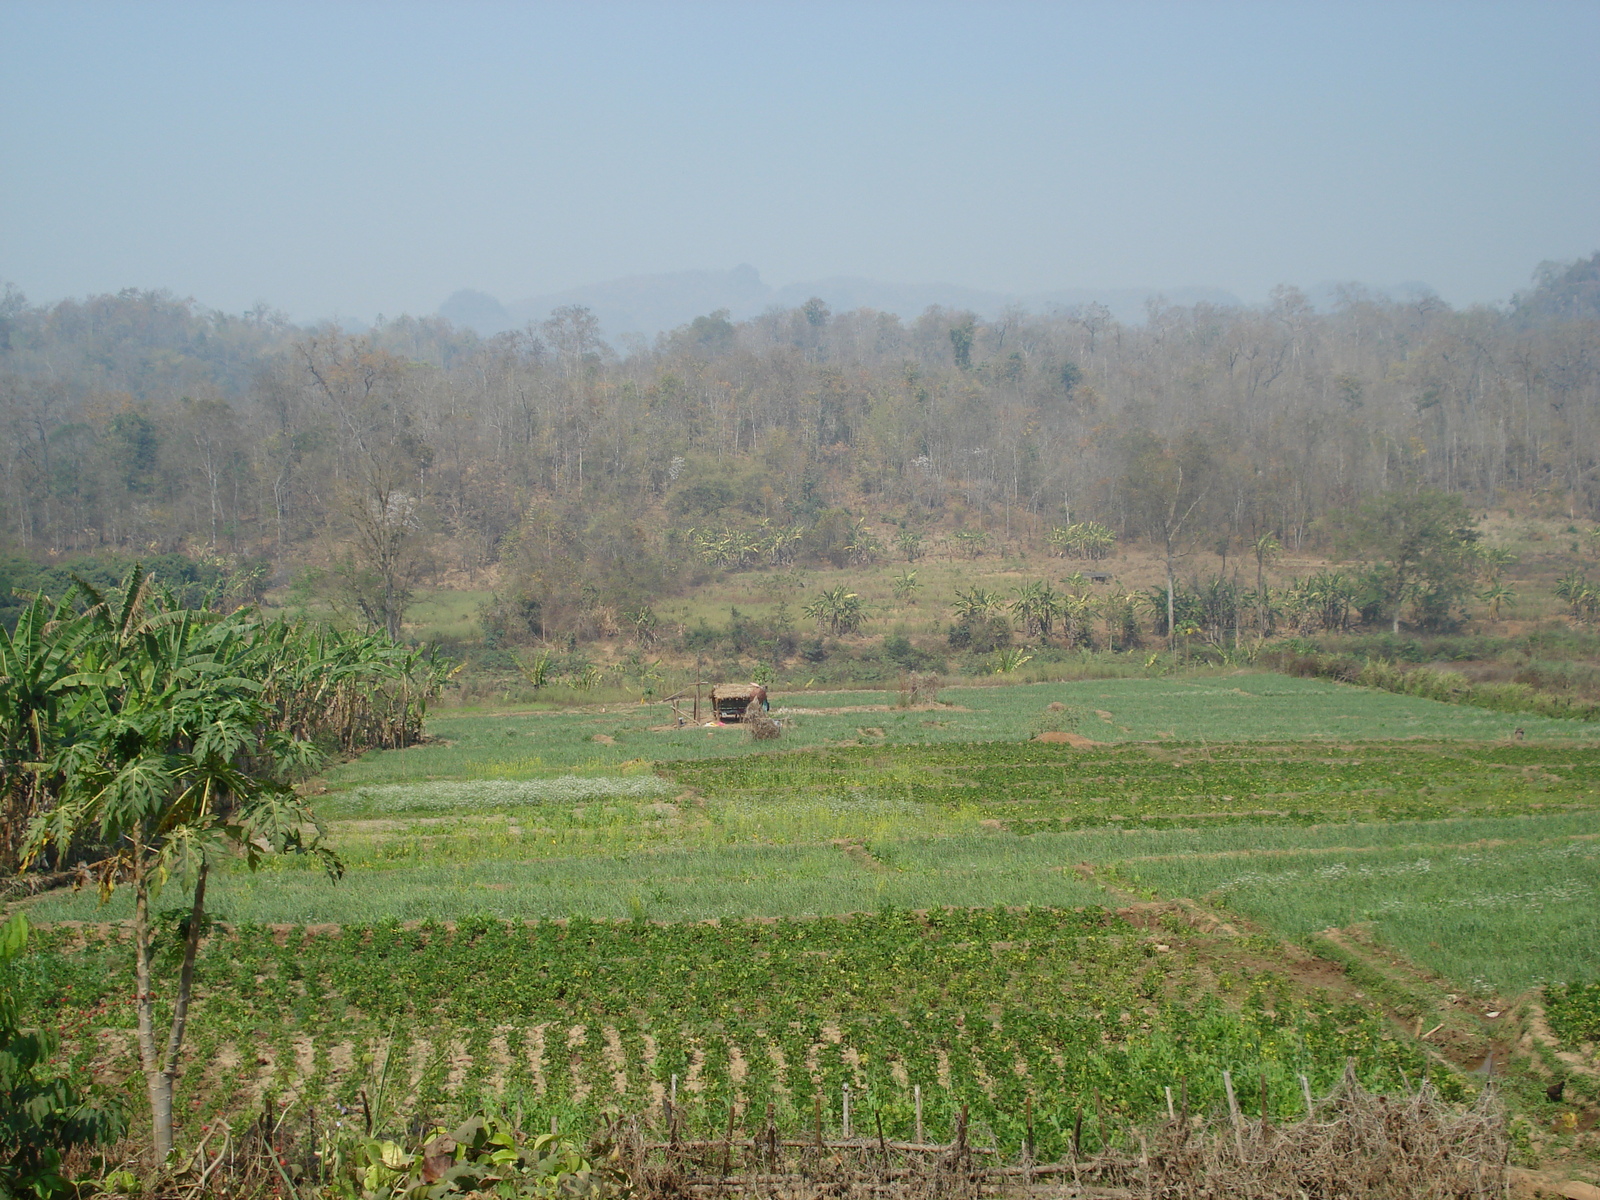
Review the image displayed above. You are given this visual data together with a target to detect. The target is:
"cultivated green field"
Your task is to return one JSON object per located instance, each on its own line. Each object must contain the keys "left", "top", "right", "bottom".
{"left": 29, "top": 674, "right": 1600, "bottom": 993}
{"left": 320, "top": 672, "right": 1593, "bottom": 789}
{"left": 16, "top": 671, "right": 1600, "bottom": 1159}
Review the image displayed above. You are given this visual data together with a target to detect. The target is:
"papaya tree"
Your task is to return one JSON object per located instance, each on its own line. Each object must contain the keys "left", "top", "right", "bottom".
{"left": 24, "top": 572, "right": 339, "bottom": 1160}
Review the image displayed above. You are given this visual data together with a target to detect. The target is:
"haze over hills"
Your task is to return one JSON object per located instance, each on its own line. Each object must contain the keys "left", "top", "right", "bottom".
{"left": 438, "top": 265, "right": 1251, "bottom": 339}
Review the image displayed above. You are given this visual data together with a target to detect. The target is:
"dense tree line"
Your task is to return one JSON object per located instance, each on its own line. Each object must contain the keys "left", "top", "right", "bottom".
{"left": 1, "top": 254, "right": 1596, "bottom": 640}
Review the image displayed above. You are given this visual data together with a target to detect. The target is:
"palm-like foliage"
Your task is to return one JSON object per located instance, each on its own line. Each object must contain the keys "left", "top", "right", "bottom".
{"left": 1473, "top": 545, "right": 1518, "bottom": 583}
{"left": 1252, "top": 533, "right": 1283, "bottom": 629}
{"left": 802, "top": 585, "right": 865, "bottom": 635}
{"left": 1047, "top": 522, "right": 1116, "bottom": 560}
{"left": 251, "top": 619, "right": 450, "bottom": 753}
{"left": 1554, "top": 571, "right": 1598, "bottom": 622}
{"left": 891, "top": 570, "right": 922, "bottom": 603}
{"left": 989, "top": 646, "right": 1034, "bottom": 674}
{"left": 0, "top": 594, "right": 96, "bottom": 869}
{"left": 892, "top": 529, "right": 925, "bottom": 563}
{"left": 1476, "top": 581, "right": 1517, "bottom": 621}
{"left": 952, "top": 528, "right": 989, "bottom": 557}
{"left": 1009, "top": 580, "right": 1062, "bottom": 637}
{"left": 951, "top": 587, "right": 1006, "bottom": 622}
{"left": 845, "top": 519, "right": 884, "bottom": 566}
{"left": 1059, "top": 592, "right": 1097, "bottom": 647}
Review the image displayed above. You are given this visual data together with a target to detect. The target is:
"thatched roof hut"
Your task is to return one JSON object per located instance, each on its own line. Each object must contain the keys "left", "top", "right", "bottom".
{"left": 711, "top": 683, "right": 766, "bottom": 722}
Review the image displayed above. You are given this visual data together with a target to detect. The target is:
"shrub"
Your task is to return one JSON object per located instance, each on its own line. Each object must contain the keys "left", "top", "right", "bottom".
{"left": 0, "top": 915, "right": 126, "bottom": 1198}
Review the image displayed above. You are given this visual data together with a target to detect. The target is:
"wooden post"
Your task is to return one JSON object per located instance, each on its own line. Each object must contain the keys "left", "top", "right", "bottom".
{"left": 1299, "top": 1073, "right": 1314, "bottom": 1119}
{"left": 875, "top": 1109, "right": 888, "bottom": 1165}
{"left": 766, "top": 1100, "right": 777, "bottom": 1168}
{"left": 842, "top": 1082, "right": 851, "bottom": 1140}
{"left": 1071, "top": 1107, "right": 1082, "bottom": 1159}
{"left": 814, "top": 1093, "right": 823, "bottom": 1148}
{"left": 720, "top": 1102, "right": 735, "bottom": 1178}
{"left": 1259, "top": 1072, "right": 1270, "bottom": 1129}
{"left": 914, "top": 1084, "right": 923, "bottom": 1145}
{"left": 1025, "top": 1095, "right": 1034, "bottom": 1161}
{"left": 1165, "top": 1085, "right": 1175, "bottom": 1121}
{"left": 1223, "top": 1070, "right": 1243, "bottom": 1156}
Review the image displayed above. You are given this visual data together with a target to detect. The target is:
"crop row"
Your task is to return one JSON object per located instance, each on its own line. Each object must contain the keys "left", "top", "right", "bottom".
{"left": 23, "top": 908, "right": 1440, "bottom": 1156}
{"left": 664, "top": 741, "right": 1600, "bottom": 825}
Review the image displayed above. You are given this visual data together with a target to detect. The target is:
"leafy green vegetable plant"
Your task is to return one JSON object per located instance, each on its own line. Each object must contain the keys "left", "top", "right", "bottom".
{"left": 0, "top": 914, "right": 126, "bottom": 1200}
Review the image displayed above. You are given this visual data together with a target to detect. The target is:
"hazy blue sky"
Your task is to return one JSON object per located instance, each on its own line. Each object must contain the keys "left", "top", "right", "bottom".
{"left": 2, "top": 0, "right": 1597, "bottom": 322}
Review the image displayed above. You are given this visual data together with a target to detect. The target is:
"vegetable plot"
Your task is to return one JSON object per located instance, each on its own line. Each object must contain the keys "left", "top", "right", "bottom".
{"left": 666, "top": 739, "right": 1600, "bottom": 828}
{"left": 27, "top": 907, "right": 1439, "bottom": 1157}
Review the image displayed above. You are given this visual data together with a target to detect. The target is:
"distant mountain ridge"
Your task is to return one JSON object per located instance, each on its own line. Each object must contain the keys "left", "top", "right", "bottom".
{"left": 438, "top": 265, "right": 1247, "bottom": 340}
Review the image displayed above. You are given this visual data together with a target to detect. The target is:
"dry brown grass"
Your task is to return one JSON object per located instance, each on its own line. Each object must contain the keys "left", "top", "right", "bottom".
{"left": 622, "top": 1067, "right": 1507, "bottom": 1200}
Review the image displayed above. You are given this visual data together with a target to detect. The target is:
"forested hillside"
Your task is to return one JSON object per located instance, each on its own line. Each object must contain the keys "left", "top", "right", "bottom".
{"left": 1, "top": 253, "right": 1596, "bottom": 643}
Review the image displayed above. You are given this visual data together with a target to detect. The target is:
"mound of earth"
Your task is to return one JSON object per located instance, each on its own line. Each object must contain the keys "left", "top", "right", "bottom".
{"left": 1033, "top": 730, "right": 1101, "bottom": 748}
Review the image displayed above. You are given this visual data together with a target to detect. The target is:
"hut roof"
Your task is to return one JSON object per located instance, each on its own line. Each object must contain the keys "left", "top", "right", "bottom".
{"left": 711, "top": 683, "right": 760, "bottom": 700}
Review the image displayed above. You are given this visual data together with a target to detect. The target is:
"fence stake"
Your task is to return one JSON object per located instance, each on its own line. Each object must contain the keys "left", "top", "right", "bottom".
{"left": 843, "top": 1082, "right": 852, "bottom": 1139}
{"left": 1223, "top": 1070, "right": 1243, "bottom": 1156}
{"left": 815, "top": 1093, "right": 823, "bottom": 1148}
{"left": 1299, "top": 1073, "right": 1314, "bottom": 1118}
{"left": 914, "top": 1084, "right": 923, "bottom": 1145}
{"left": 1164, "top": 1085, "right": 1175, "bottom": 1121}
{"left": 1071, "top": 1107, "right": 1082, "bottom": 1159}
{"left": 1259, "top": 1072, "right": 1270, "bottom": 1129}
{"left": 1025, "top": 1095, "right": 1034, "bottom": 1161}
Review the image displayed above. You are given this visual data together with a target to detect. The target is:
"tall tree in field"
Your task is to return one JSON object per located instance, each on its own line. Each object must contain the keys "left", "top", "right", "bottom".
{"left": 300, "top": 336, "right": 434, "bottom": 640}
{"left": 24, "top": 573, "right": 338, "bottom": 1160}
{"left": 1333, "top": 488, "right": 1479, "bottom": 634}
{"left": 1121, "top": 430, "right": 1215, "bottom": 649}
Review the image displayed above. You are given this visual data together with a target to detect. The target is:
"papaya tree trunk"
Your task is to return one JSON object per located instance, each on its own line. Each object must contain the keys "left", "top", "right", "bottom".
{"left": 130, "top": 836, "right": 175, "bottom": 1159}
{"left": 134, "top": 845, "right": 210, "bottom": 1161}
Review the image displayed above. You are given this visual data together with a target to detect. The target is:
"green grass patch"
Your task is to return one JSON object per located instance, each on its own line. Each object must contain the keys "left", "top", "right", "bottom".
{"left": 1105, "top": 822, "right": 1600, "bottom": 994}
